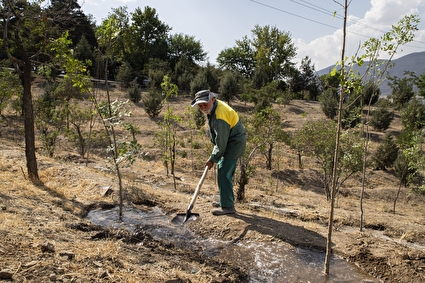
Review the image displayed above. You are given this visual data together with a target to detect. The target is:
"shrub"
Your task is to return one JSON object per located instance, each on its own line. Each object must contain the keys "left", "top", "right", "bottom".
{"left": 116, "top": 62, "right": 134, "bottom": 88}
{"left": 372, "top": 133, "right": 398, "bottom": 170}
{"left": 369, "top": 106, "right": 394, "bottom": 131}
{"left": 142, "top": 87, "right": 163, "bottom": 118}
{"left": 128, "top": 79, "right": 142, "bottom": 103}
{"left": 320, "top": 89, "right": 338, "bottom": 120}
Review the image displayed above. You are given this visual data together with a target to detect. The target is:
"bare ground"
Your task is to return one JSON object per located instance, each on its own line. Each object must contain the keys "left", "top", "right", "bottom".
{"left": 0, "top": 84, "right": 424, "bottom": 282}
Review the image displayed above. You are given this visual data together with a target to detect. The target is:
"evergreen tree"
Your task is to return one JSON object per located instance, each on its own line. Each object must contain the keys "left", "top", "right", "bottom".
{"left": 369, "top": 106, "right": 394, "bottom": 131}
{"left": 372, "top": 133, "right": 399, "bottom": 170}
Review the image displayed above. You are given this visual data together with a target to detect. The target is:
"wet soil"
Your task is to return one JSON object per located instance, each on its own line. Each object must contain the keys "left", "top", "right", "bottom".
{"left": 0, "top": 84, "right": 424, "bottom": 282}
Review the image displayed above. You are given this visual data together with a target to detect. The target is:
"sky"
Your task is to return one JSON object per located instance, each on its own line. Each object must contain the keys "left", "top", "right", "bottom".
{"left": 78, "top": 0, "right": 425, "bottom": 71}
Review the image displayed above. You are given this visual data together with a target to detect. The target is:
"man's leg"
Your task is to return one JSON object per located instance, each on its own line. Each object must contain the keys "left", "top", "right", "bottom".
{"left": 217, "top": 158, "right": 237, "bottom": 208}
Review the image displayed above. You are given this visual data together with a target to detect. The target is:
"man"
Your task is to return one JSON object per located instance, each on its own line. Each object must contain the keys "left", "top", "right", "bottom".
{"left": 191, "top": 90, "right": 246, "bottom": 215}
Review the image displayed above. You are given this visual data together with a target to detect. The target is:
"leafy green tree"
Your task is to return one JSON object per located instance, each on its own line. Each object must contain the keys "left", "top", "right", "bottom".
{"left": 320, "top": 88, "right": 338, "bottom": 120}
{"left": 251, "top": 80, "right": 283, "bottom": 112}
{"left": 168, "top": 33, "right": 206, "bottom": 71}
{"left": 125, "top": 7, "right": 170, "bottom": 73}
{"left": 193, "top": 108, "right": 205, "bottom": 129}
{"left": 362, "top": 80, "right": 380, "bottom": 106}
{"left": 157, "top": 75, "right": 180, "bottom": 189}
{"left": 394, "top": 131, "right": 423, "bottom": 211}
{"left": 252, "top": 107, "right": 288, "bottom": 170}
{"left": 96, "top": 11, "right": 144, "bottom": 220}
{"left": 97, "top": 6, "right": 130, "bottom": 80}
{"left": 369, "top": 105, "right": 394, "bottom": 131}
{"left": 413, "top": 72, "right": 425, "bottom": 98}
{"left": 48, "top": 0, "right": 97, "bottom": 49}
{"left": 252, "top": 25, "right": 296, "bottom": 82}
{"left": 142, "top": 87, "right": 163, "bottom": 118}
{"left": 217, "top": 36, "right": 255, "bottom": 78}
{"left": 251, "top": 66, "right": 269, "bottom": 89}
{"left": 292, "top": 119, "right": 363, "bottom": 200}
{"left": 65, "top": 101, "right": 97, "bottom": 157}
{"left": 217, "top": 25, "right": 296, "bottom": 84}
{"left": 219, "top": 71, "right": 240, "bottom": 104}
{"left": 320, "top": 72, "right": 340, "bottom": 93}
{"left": 341, "top": 105, "right": 362, "bottom": 129}
{"left": 372, "top": 133, "right": 398, "bottom": 170}
{"left": 116, "top": 61, "right": 135, "bottom": 88}
{"left": 127, "top": 79, "right": 141, "bottom": 103}
{"left": 388, "top": 75, "right": 414, "bottom": 110}
{"left": 324, "top": 7, "right": 419, "bottom": 274}
{"left": 190, "top": 72, "right": 209, "bottom": 96}
{"left": 34, "top": 86, "right": 64, "bottom": 157}
{"left": 1, "top": 0, "right": 73, "bottom": 183}
{"left": 173, "top": 56, "right": 194, "bottom": 92}
{"left": 73, "top": 35, "right": 95, "bottom": 75}
{"left": 291, "top": 56, "right": 321, "bottom": 101}
{"left": 401, "top": 96, "right": 425, "bottom": 131}
{"left": 146, "top": 58, "right": 171, "bottom": 88}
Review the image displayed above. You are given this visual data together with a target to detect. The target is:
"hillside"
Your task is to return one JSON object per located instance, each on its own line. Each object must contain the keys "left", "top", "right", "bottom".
{"left": 317, "top": 51, "right": 425, "bottom": 96}
{"left": 0, "top": 83, "right": 424, "bottom": 282}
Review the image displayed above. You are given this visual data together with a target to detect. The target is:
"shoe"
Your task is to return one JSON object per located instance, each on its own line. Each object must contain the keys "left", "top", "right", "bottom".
{"left": 212, "top": 207, "right": 236, "bottom": 216}
{"left": 211, "top": 201, "right": 220, "bottom": 208}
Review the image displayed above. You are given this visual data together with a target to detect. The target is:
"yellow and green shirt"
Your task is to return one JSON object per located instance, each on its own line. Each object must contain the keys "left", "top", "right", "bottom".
{"left": 208, "top": 100, "right": 246, "bottom": 163}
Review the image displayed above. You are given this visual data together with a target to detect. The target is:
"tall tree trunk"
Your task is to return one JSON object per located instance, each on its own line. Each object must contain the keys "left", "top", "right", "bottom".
{"left": 22, "top": 56, "right": 40, "bottom": 183}
{"left": 325, "top": 0, "right": 348, "bottom": 275}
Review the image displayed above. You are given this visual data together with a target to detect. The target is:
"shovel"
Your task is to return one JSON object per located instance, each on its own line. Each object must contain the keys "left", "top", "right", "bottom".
{"left": 171, "top": 166, "right": 209, "bottom": 224}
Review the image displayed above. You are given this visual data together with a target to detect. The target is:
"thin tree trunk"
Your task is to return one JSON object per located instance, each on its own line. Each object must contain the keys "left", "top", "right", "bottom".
{"left": 393, "top": 182, "right": 403, "bottom": 214}
{"left": 267, "top": 143, "right": 273, "bottom": 170}
{"left": 325, "top": 0, "right": 348, "bottom": 275}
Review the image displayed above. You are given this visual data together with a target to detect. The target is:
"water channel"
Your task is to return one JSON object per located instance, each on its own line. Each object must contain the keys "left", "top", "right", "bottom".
{"left": 86, "top": 206, "right": 381, "bottom": 283}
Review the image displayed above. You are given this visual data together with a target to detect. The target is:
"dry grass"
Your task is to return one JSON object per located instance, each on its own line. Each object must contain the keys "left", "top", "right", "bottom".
{"left": 0, "top": 80, "right": 424, "bottom": 282}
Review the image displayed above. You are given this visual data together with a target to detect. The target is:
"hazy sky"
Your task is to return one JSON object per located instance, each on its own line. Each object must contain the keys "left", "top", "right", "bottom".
{"left": 78, "top": 0, "right": 425, "bottom": 70}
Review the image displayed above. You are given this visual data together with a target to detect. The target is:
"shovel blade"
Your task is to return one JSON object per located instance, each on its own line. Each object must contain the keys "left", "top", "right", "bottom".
{"left": 171, "top": 212, "right": 200, "bottom": 225}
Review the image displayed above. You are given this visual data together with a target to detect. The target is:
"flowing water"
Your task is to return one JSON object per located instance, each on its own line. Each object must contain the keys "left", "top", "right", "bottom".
{"left": 86, "top": 206, "right": 381, "bottom": 283}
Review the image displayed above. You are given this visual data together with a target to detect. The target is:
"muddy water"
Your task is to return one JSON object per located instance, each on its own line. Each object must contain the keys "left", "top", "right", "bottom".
{"left": 86, "top": 206, "right": 381, "bottom": 283}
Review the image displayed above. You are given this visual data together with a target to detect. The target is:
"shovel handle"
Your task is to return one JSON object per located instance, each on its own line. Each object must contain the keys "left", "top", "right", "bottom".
{"left": 187, "top": 166, "right": 209, "bottom": 211}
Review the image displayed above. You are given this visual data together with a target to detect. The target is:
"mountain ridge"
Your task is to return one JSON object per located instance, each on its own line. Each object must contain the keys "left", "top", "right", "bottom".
{"left": 317, "top": 51, "right": 425, "bottom": 96}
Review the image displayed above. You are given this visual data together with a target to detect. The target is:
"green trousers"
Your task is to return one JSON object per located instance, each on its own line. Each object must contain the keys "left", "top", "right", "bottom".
{"left": 217, "top": 158, "right": 237, "bottom": 208}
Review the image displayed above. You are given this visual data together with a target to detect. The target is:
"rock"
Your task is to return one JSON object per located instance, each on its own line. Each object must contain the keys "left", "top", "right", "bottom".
{"left": 98, "top": 186, "right": 113, "bottom": 197}
{"left": 24, "top": 260, "right": 39, "bottom": 268}
{"left": 59, "top": 251, "right": 75, "bottom": 260}
{"left": 40, "top": 241, "right": 55, "bottom": 253}
{"left": 0, "top": 269, "right": 13, "bottom": 279}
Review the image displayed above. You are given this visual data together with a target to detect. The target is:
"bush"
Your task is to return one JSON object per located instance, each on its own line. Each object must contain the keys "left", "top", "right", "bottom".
{"left": 142, "top": 87, "right": 163, "bottom": 118}
{"left": 401, "top": 97, "right": 425, "bottom": 130}
{"left": 369, "top": 106, "right": 394, "bottom": 131}
{"left": 320, "top": 89, "right": 338, "bottom": 120}
{"left": 372, "top": 133, "right": 398, "bottom": 170}
{"left": 116, "top": 62, "right": 134, "bottom": 88}
{"left": 128, "top": 79, "right": 142, "bottom": 103}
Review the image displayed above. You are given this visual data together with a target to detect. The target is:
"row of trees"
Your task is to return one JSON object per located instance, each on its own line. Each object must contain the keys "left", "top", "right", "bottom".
{"left": 0, "top": 0, "right": 320, "bottom": 184}
{"left": 2, "top": 0, "right": 425, "bottom": 199}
